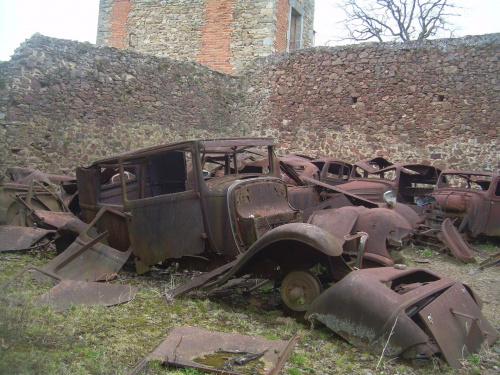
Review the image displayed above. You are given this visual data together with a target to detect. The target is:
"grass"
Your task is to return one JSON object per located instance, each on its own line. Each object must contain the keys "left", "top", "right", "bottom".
{"left": 475, "top": 240, "right": 500, "bottom": 253}
{"left": 0, "top": 246, "right": 497, "bottom": 374}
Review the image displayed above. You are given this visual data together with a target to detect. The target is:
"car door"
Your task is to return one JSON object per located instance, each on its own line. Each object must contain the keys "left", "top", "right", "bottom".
{"left": 123, "top": 150, "right": 205, "bottom": 266}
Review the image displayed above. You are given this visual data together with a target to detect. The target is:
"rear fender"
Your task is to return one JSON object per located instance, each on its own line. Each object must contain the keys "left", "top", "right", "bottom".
{"left": 353, "top": 207, "right": 412, "bottom": 264}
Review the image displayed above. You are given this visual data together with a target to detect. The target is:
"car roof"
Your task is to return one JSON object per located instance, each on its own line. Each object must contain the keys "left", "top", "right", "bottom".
{"left": 86, "top": 138, "right": 275, "bottom": 166}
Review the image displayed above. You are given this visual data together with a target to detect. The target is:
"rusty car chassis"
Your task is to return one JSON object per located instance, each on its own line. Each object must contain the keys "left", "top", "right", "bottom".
{"left": 68, "top": 138, "right": 423, "bottom": 305}
{"left": 431, "top": 170, "right": 500, "bottom": 238}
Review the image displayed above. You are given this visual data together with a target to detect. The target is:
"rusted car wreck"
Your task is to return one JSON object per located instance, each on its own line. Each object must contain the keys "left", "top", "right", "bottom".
{"left": 305, "top": 266, "right": 498, "bottom": 369}
{"left": 336, "top": 157, "right": 441, "bottom": 207}
{"left": 431, "top": 170, "right": 500, "bottom": 238}
{"left": 1, "top": 138, "right": 497, "bottom": 371}
{"left": 46, "top": 138, "right": 417, "bottom": 310}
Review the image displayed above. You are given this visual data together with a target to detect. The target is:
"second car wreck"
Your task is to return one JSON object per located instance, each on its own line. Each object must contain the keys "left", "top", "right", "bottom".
{"left": 430, "top": 170, "right": 500, "bottom": 238}
{"left": 305, "top": 266, "right": 498, "bottom": 369}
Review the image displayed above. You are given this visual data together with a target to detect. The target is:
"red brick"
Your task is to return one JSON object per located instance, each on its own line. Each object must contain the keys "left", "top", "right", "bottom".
{"left": 109, "top": 0, "right": 132, "bottom": 49}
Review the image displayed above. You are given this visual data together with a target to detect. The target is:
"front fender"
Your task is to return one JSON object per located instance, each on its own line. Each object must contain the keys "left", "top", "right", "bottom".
{"left": 207, "top": 223, "right": 344, "bottom": 287}
{"left": 250, "top": 222, "right": 344, "bottom": 257}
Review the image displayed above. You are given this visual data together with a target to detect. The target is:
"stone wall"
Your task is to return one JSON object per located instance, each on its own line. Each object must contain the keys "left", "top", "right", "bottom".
{"left": 96, "top": 0, "right": 315, "bottom": 73}
{"left": 236, "top": 34, "right": 500, "bottom": 172}
{"left": 0, "top": 34, "right": 240, "bottom": 174}
{"left": 1, "top": 33, "right": 499, "bottom": 175}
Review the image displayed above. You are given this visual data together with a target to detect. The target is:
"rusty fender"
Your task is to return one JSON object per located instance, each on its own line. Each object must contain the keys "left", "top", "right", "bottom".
{"left": 305, "top": 267, "right": 449, "bottom": 358}
{"left": 305, "top": 266, "right": 499, "bottom": 367}
{"left": 205, "top": 223, "right": 344, "bottom": 288}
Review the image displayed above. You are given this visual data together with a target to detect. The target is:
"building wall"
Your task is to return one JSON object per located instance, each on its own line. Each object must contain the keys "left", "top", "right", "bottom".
{"left": 197, "top": 0, "right": 236, "bottom": 74}
{"left": 96, "top": 0, "right": 315, "bottom": 73}
{"left": 1, "top": 33, "right": 499, "bottom": 175}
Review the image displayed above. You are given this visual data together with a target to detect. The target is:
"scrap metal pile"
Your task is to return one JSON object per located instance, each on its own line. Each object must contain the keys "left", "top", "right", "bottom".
{"left": 0, "top": 138, "right": 498, "bottom": 371}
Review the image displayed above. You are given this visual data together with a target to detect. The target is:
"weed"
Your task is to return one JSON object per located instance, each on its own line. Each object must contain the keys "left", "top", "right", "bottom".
{"left": 290, "top": 353, "right": 307, "bottom": 365}
{"left": 1, "top": 244, "right": 497, "bottom": 374}
{"left": 467, "top": 354, "right": 480, "bottom": 366}
{"left": 476, "top": 241, "right": 499, "bottom": 253}
{"left": 264, "top": 333, "right": 279, "bottom": 340}
{"left": 193, "top": 299, "right": 207, "bottom": 313}
{"left": 422, "top": 249, "right": 432, "bottom": 257}
{"left": 258, "top": 282, "right": 273, "bottom": 292}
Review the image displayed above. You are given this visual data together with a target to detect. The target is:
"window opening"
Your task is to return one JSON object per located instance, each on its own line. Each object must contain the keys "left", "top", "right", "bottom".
{"left": 288, "top": 7, "right": 302, "bottom": 51}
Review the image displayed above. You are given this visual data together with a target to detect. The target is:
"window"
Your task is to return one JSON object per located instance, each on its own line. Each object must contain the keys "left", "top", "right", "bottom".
{"left": 121, "top": 149, "right": 193, "bottom": 201}
{"left": 288, "top": 1, "right": 304, "bottom": 52}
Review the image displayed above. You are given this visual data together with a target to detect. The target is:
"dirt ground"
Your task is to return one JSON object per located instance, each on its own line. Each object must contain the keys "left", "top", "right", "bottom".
{"left": 402, "top": 246, "right": 499, "bottom": 327}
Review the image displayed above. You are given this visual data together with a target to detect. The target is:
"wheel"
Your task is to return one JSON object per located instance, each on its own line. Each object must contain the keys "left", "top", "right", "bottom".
{"left": 280, "top": 270, "right": 323, "bottom": 312}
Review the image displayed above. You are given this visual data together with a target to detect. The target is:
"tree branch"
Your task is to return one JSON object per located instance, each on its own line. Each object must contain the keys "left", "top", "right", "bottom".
{"left": 336, "top": 0, "right": 462, "bottom": 43}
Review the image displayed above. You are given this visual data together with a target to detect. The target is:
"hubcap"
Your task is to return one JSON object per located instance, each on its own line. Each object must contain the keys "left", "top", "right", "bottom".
{"left": 281, "top": 270, "right": 322, "bottom": 312}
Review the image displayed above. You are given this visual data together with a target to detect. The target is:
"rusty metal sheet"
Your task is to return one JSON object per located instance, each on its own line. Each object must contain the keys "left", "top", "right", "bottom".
{"left": 432, "top": 170, "right": 500, "bottom": 238}
{"left": 0, "top": 226, "right": 54, "bottom": 252}
{"left": 479, "top": 251, "right": 500, "bottom": 269}
{"left": 307, "top": 207, "right": 358, "bottom": 245}
{"left": 441, "top": 218, "right": 475, "bottom": 263}
{"left": 352, "top": 207, "right": 412, "bottom": 265}
{"left": 129, "top": 326, "right": 297, "bottom": 375}
{"left": 31, "top": 210, "right": 77, "bottom": 230}
{"left": 306, "top": 267, "right": 498, "bottom": 368}
{"left": 0, "top": 265, "right": 138, "bottom": 311}
{"left": 36, "top": 279, "right": 138, "bottom": 311}
{"left": 306, "top": 267, "right": 444, "bottom": 359}
{"left": 301, "top": 176, "right": 379, "bottom": 208}
{"left": 341, "top": 158, "right": 440, "bottom": 205}
{"left": 4, "top": 167, "right": 52, "bottom": 185}
{"left": 418, "top": 283, "right": 499, "bottom": 369}
{"left": 35, "top": 207, "right": 132, "bottom": 281}
{"left": 38, "top": 230, "right": 132, "bottom": 282}
{"left": 36, "top": 208, "right": 132, "bottom": 282}
{"left": 310, "top": 206, "right": 412, "bottom": 267}
{"left": 170, "top": 259, "right": 238, "bottom": 298}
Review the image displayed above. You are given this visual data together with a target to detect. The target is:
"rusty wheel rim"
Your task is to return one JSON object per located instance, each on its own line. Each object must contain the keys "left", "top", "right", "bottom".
{"left": 281, "top": 270, "right": 322, "bottom": 312}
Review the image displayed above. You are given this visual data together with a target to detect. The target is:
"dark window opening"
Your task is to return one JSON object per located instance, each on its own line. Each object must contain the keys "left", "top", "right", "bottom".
{"left": 289, "top": 8, "right": 302, "bottom": 51}
{"left": 351, "top": 97, "right": 358, "bottom": 104}
{"left": 437, "top": 94, "right": 445, "bottom": 102}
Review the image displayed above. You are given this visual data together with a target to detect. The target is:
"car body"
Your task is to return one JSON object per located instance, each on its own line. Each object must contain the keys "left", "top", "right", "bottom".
{"left": 72, "top": 138, "right": 419, "bottom": 312}
{"left": 305, "top": 266, "right": 498, "bottom": 369}
{"left": 0, "top": 167, "right": 74, "bottom": 228}
{"left": 311, "top": 157, "right": 353, "bottom": 186}
{"left": 335, "top": 157, "right": 441, "bottom": 206}
{"left": 431, "top": 170, "right": 500, "bottom": 237}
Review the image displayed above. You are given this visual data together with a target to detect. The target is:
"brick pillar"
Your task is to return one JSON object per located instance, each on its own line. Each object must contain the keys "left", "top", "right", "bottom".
{"left": 196, "top": 0, "right": 236, "bottom": 74}
{"left": 275, "top": 0, "right": 290, "bottom": 52}
{"left": 109, "top": 0, "right": 132, "bottom": 49}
